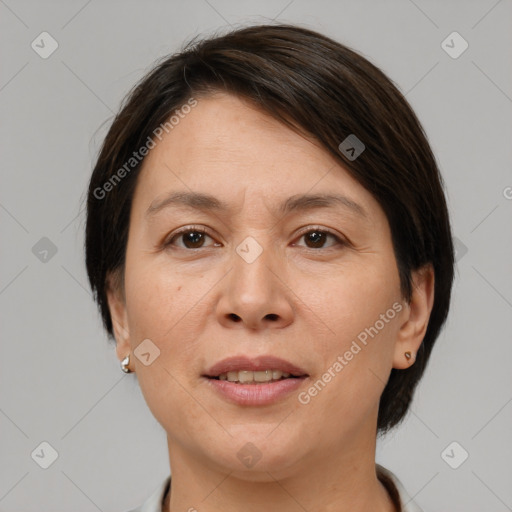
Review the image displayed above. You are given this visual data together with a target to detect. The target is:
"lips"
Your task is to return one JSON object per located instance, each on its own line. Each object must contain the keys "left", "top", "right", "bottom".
{"left": 203, "top": 355, "right": 309, "bottom": 406}
{"left": 203, "top": 355, "right": 308, "bottom": 379}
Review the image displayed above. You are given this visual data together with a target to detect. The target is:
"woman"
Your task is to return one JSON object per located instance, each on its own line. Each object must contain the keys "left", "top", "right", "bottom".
{"left": 85, "top": 23, "right": 454, "bottom": 512}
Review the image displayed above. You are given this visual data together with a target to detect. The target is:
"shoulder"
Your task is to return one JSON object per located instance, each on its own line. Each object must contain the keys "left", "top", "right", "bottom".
{"left": 122, "top": 475, "right": 171, "bottom": 512}
{"left": 376, "top": 464, "right": 424, "bottom": 512}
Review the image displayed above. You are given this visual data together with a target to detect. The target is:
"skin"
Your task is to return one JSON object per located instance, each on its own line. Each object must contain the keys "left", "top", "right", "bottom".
{"left": 107, "top": 92, "right": 434, "bottom": 512}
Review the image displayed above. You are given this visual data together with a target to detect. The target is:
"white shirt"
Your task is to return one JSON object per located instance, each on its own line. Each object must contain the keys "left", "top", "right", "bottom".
{"left": 125, "top": 464, "right": 423, "bottom": 512}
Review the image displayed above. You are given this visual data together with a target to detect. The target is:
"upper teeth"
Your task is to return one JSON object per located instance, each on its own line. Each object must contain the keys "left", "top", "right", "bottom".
{"left": 218, "top": 370, "right": 291, "bottom": 383}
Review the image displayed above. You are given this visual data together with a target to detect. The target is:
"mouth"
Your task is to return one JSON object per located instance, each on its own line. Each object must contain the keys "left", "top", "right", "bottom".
{"left": 203, "top": 355, "right": 309, "bottom": 382}
{"left": 208, "top": 369, "right": 304, "bottom": 384}
{"left": 202, "top": 355, "right": 309, "bottom": 405}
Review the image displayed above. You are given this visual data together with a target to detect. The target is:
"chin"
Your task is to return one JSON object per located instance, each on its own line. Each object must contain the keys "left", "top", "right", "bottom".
{"left": 202, "top": 431, "right": 306, "bottom": 479}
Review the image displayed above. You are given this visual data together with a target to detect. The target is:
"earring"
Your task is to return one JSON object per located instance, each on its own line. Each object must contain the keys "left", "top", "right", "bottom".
{"left": 121, "top": 354, "right": 132, "bottom": 373}
{"left": 404, "top": 351, "right": 413, "bottom": 363}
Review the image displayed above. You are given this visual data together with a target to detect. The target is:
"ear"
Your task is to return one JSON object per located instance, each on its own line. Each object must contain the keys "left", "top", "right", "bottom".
{"left": 393, "top": 263, "right": 435, "bottom": 369}
{"left": 105, "top": 271, "right": 132, "bottom": 369}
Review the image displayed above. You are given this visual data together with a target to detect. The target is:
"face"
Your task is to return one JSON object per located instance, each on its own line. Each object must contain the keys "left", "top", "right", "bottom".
{"left": 108, "top": 92, "right": 432, "bottom": 479}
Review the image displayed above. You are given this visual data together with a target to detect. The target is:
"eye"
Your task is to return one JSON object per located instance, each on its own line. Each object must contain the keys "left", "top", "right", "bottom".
{"left": 293, "top": 227, "right": 346, "bottom": 250}
{"left": 165, "top": 226, "right": 219, "bottom": 249}
{"left": 164, "top": 226, "right": 346, "bottom": 251}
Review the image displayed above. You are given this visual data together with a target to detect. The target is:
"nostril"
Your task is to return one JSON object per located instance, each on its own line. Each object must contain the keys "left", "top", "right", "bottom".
{"left": 226, "top": 313, "right": 278, "bottom": 323}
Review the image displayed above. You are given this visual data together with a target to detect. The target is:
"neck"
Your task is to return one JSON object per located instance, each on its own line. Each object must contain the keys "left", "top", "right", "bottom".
{"left": 164, "top": 427, "right": 396, "bottom": 512}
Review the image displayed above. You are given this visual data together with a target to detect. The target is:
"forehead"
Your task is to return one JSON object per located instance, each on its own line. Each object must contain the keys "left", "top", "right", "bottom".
{"left": 145, "top": 93, "right": 327, "bottom": 173}
{"left": 131, "top": 92, "right": 380, "bottom": 222}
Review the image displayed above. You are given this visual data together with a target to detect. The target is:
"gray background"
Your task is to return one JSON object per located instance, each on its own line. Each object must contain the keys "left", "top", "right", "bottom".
{"left": 1, "top": 0, "right": 511, "bottom": 510}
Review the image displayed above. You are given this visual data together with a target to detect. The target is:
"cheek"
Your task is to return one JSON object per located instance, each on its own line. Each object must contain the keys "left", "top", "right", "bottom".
{"left": 137, "top": 364, "right": 217, "bottom": 452}
{"left": 123, "top": 256, "right": 220, "bottom": 389}
{"left": 124, "top": 256, "right": 203, "bottom": 337}
{"left": 317, "top": 257, "right": 401, "bottom": 348}
{"left": 123, "top": 263, "right": 210, "bottom": 437}
{"left": 303, "top": 261, "right": 401, "bottom": 412}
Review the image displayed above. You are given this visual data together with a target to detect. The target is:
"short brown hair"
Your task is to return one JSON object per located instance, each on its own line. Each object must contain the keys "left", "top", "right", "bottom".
{"left": 85, "top": 23, "right": 454, "bottom": 434}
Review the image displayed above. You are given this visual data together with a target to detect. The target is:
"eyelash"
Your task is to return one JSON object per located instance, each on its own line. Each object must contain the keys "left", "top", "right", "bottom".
{"left": 164, "top": 225, "right": 347, "bottom": 251}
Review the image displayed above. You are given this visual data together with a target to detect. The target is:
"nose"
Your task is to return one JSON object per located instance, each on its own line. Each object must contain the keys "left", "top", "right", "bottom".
{"left": 216, "top": 241, "right": 294, "bottom": 331}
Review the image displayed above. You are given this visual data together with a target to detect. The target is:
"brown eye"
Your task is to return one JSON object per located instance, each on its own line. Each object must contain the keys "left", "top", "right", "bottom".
{"left": 296, "top": 229, "right": 345, "bottom": 249}
{"left": 180, "top": 230, "right": 208, "bottom": 249}
{"left": 304, "top": 231, "right": 327, "bottom": 248}
{"left": 166, "top": 227, "right": 217, "bottom": 249}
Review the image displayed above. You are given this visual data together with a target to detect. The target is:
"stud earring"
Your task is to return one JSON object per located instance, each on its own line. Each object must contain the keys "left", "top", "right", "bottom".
{"left": 404, "top": 351, "right": 416, "bottom": 364}
{"left": 121, "top": 354, "right": 132, "bottom": 373}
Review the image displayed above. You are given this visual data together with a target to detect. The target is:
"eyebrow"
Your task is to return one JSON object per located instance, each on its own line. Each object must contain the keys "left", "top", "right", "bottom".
{"left": 145, "top": 191, "right": 368, "bottom": 219}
